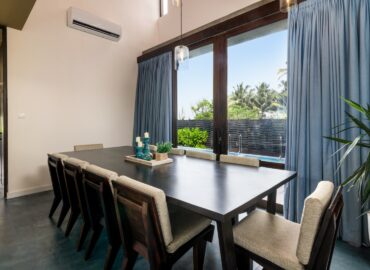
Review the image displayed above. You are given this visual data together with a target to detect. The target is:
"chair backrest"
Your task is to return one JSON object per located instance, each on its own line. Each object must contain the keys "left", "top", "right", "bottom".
{"left": 186, "top": 150, "right": 216, "bottom": 161}
{"left": 48, "top": 153, "right": 69, "bottom": 202}
{"left": 112, "top": 176, "right": 172, "bottom": 261}
{"left": 296, "top": 181, "right": 334, "bottom": 265}
{"left": 74, "top": 144, "right": 103, "bottom": 152}
{"left": 82, "top": 165, "right": 119, "bottom": 244}
{"left": 307, "top": 186, "right": 344, "bottom": 270}
{"left": 170, "top": 148, "right": 185, "bottom": 155}
{"left": 219, "top": 154, "right": 260, "bottom": 167}
{"left": 63, "top": 158, "right": 89, "bottom": 218}
{"left": 149, "top": 145, "right": 158, "bottom": 152}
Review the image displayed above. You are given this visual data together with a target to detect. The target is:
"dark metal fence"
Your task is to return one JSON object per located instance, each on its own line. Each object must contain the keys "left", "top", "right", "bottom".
{"left": 177, "top": 119, "right": 286, "bottom": 157}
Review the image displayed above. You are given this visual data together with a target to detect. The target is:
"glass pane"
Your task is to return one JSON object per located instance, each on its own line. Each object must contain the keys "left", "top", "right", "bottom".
{"left": 227, "top": 21, "right": 288, "bottom": 205}
{"left": 161, "top": 0, "right": 168, "bottom": 16}
{"left": 177, "top": 44, "right": 213, "bottom": 152}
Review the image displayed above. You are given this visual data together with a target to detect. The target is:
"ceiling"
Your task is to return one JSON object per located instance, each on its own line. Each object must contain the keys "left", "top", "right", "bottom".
{"left": 0, "top": 0, "right": 37, "bottom": 30}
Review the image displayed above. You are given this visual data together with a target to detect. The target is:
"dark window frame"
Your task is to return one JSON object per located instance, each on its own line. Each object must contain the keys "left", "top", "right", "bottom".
{"left": 140, "top": 1, "right": 287, "bottom": 170}
{"left": 0, "top": 26, "right": 8, "bottom": 198}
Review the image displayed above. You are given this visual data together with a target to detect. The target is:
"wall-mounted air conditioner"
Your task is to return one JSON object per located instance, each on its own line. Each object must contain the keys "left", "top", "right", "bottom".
{"left": 67, "top": 7, "right": 121, "bottom": 42}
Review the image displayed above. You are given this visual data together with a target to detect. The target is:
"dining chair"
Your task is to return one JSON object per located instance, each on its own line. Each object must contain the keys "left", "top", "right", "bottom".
{"left": 170, "top": 148, "right": 185, "bottom": 155}
{"left": 220, "top": 154, "right": 259, "bottom": 167}
{"left": 82, "top": 165, "right": 120, "bottom": 270}
{"left": 233, "top": 181, "right": 343, "bottom": 270}
{"left": 186, "top": 150, "right": 216, "bottom": 161}
{"left": 63, "top": 158, "right": 89, "bottom": 244}
{"left": 149, "top": 144, "right": 158, "bottom": 152}
{"left": 47, "top": 153, "right": 70, "bottom": 227}
{"left": 220, "top": 154, "right": 259, "bottom": 218}
{"left": 112, "top": 175, "right": 215, "bottom": 270}
{"left": 74, "top": 144, "right": 104, "bottom": 151}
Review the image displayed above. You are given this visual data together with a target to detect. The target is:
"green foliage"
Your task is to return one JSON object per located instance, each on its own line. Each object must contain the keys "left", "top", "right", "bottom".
{"left": 156, "top": 141, "right": 173, "bottom": 153}
{"left": 191, "top": 99, "right": 213, "bottom": 120}
{"left": 229, "top": 83, "right": 255, "bottom": 108}
{"left": 325, "top": 98, "right": 370, "bottom": 212}
{"left": 177, "top": 128, "right": 208, "bottom": 148}
{"left": 252, "top": 82, "right": 279, "bottom": 118}
{"left": 228, "top": 104, "right": 260, "bottom": 120}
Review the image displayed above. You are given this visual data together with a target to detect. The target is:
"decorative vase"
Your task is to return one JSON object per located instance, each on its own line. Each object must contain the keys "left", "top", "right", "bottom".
{"left": 155, "top": 152, "right": 168, "bottom": 161}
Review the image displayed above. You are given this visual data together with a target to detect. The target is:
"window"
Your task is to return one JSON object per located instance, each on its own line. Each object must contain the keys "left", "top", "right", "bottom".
{"left": 227, "top": 21, "right": 287, "bottom": 205}
{"left": 177, "top": 44, "right": 214, "bottom": 151}
{"left": 160, "top": 0, "right": 168, "bottom": 17}
{"left": 227, "top": 21, "right": 288, "bottom": 163}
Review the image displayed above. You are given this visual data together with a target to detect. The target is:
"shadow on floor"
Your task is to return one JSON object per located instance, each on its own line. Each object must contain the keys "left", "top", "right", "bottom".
{"left": 0, "top": 191, "right": 369, "bottom": 270}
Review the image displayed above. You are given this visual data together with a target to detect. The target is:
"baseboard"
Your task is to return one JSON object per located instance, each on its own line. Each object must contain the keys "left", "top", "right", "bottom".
{"left": 7, "top": 184, "right": 52, "bottom": 199}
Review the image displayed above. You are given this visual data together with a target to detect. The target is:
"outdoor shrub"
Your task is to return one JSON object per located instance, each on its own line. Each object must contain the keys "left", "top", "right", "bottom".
{"left": 177, "top": 128, "right": 208, "bottom": 148}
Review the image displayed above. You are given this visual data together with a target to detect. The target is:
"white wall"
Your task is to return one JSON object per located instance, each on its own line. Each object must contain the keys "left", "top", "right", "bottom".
{"left": 156, "top": 0, "right": 269, "bottom": 46}
{"left": 7, "top": 0, "right": 159, "bottom": 198}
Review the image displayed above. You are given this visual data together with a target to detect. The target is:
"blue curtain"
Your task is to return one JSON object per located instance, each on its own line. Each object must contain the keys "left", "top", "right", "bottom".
{"left": 285, "top": 0, "right": 370, "bottom": 247}
{"left": 133, "top": 52, "right": 172, "bottom": 144}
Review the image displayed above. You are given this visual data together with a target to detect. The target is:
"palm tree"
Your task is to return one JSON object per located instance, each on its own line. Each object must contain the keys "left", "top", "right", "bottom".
{"left": 229, "top": 83, "right": 254, "bottom": 109}
{"left": 252, "top": 82, "right": 279, "bottom": 118}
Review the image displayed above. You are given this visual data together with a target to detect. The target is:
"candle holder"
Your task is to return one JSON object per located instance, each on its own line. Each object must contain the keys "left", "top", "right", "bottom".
{"left": 143, "top": 137, "right": 152, "bottom": 160}
{"left": 135, "top": 146, "right": 144, "bottom": 159}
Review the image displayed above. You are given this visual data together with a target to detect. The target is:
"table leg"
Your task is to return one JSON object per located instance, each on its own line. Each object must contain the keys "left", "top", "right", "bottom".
{"left": 216, "top": 219, "right": 237, "bottom": 270}
{"left": 267, "top": 190, "right": 277, "bottom": 214}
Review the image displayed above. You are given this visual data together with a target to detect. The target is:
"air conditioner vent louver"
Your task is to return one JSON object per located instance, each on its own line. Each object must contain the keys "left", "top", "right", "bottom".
{"left": 67, "top": 7, "right": 121, "bottom": 42}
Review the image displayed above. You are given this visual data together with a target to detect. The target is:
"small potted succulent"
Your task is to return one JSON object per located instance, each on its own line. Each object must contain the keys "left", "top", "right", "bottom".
{"left": 155, "top": 142, "right": 172, "bottom": 161}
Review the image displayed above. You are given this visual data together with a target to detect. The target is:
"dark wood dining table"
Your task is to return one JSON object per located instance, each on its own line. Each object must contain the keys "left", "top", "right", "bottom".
{"left": 64, "top": 146, "right": 296, "bottom": 270}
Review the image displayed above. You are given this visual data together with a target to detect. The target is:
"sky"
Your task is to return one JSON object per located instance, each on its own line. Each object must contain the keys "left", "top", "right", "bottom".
{"left": 177, "top": 29, "right": 288, "bottom": 119}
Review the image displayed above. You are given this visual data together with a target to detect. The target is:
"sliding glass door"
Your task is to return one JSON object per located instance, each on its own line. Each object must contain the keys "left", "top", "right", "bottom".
{"left": 227, "top": 21, "right": 288, "bottom": 205}
{"left": 227, "top": 21, "right": 288, "bottom": 162}
{"left": 177, "top": 44, "right": 214, "bottom": 152}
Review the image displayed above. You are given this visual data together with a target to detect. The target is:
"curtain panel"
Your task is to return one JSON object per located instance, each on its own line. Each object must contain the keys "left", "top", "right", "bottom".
{"left": 285, "top": 0, "right": 370, "bottom": 246}
{"left": 133, "top": 52, "right": 173, "bottom": 144}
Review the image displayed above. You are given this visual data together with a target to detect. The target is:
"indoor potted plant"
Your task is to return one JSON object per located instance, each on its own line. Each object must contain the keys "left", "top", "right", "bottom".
{"left": 155, "top": 142, "right": 172, "bottom": 161}
{"left": 326, "top": 98, "right": 370, "bottom": 236}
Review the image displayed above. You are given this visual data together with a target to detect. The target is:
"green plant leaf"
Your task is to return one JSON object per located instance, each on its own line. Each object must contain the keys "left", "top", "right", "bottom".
{"left": 345, "top": 112, "right": 370, "bottom": 136}
{"left": 324, "top": 136, "right": 370, "bottom": 148}
{"left": 337, "top": 136, "right": 362, "bottom": 170}
{"left": 342, "top": 97, "right": 367, "bottom": 114}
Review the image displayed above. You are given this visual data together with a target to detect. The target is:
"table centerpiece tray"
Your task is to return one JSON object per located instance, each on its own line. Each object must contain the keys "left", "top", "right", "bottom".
{"left": 124, "top": 155, "right": 173, "bottom": 167}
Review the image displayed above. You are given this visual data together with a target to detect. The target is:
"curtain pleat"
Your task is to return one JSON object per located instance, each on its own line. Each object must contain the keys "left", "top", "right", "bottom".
{"left": 133, "top": 52, "right": 172, "bottom": 144}
{"left": 285, "top": 0, "right": 370, "bottom": 247}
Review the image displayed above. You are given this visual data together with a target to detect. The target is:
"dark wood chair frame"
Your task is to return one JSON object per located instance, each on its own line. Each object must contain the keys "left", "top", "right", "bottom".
{"left": 63, "top": 161, "right": 90, "bottom": 250}
{"left": 235, "top": 186, "right": 344, "bottom": 270}
{"left": 47, "top": 154, "right": 70, "bottom": 227}
{"left": 62, "top": 162, "right": 82, "bottom": 237}
{"left": 82, "top": 169, "right": 121, "bottom": 270}
{"left": 112, "top": 181, "right": 215, "bottom": 270}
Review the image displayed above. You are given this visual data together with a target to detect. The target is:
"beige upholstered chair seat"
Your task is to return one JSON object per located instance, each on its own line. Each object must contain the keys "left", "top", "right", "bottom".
{"left": 64, "top": 157, "right": 89, "bottom": 169}
{"left": 167, "top": 206, "right": 212, "bottom": 253}
{"left": 85, "top": 165, "right": 118, "bottom": 182}
{"left": 186, "top": 150, "right": 216, "bottom": 160}
{"left": 74, "top": 144, "right": 103, "bottom": 151}
{"left": 170, "top": 148, "right": 185, "bottom": 155}
{"left": 233, "top": 210, "right": 304, "bottom": 270}
{"left": 220, "top": 154, "right": 259, "bottom": 167}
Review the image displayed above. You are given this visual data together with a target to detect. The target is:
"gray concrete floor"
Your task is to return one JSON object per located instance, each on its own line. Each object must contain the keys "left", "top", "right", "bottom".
{"left": 0, "top": 191, "right": 369, "bottom": 270}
